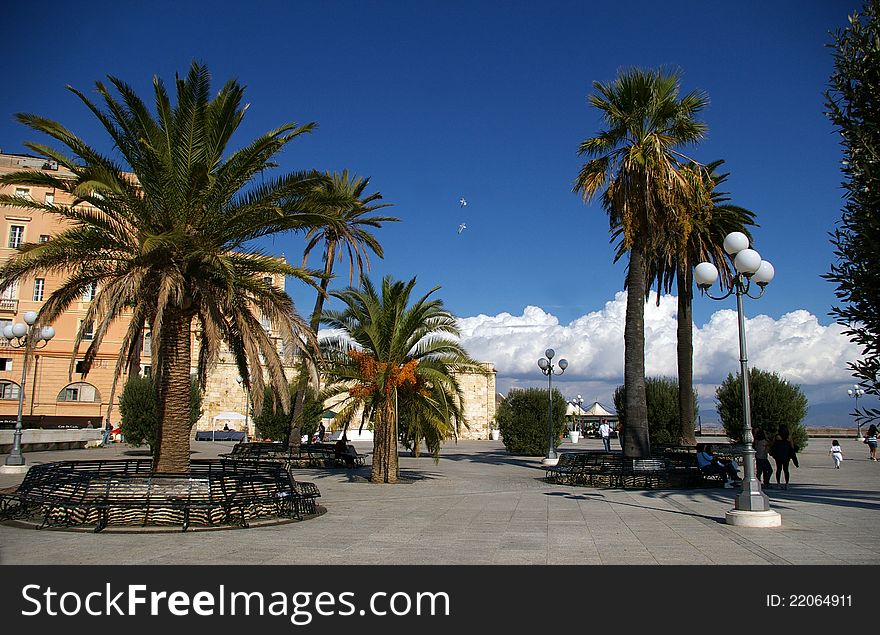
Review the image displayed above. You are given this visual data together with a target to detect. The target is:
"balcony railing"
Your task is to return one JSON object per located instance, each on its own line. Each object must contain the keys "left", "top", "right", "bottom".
{"left": 0, "top": 299, "right": 18, "bottom": 312}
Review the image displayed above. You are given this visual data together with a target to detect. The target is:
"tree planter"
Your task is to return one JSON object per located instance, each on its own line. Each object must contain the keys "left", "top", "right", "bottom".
{"left": 568, "top": 431, "right": 579, "bottom": 444}
{"left": 489, "top": 429, "right": 500, "bottom": 440}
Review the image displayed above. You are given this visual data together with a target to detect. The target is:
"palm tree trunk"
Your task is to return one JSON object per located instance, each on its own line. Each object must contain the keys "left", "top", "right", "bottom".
{"left": 371, "top": 399, "right": 399, "bottom": 483}
{"left": 677, "top": 264, "right": 697, "bottom": 445}
{"left": 289, "top": 241, "right": 337, "bottom": 448}
{"left": 153, "top": 310, "right": 193, "bottom": 473}
{"left": 623, "top": 244, "right": 650, "bottom": 458}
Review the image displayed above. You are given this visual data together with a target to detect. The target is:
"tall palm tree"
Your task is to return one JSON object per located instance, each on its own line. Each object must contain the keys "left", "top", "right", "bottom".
{"left": 289, "top": 171, "right": 398, "bottom": 447}
{"left": 646, "top": 160, "right": 756, "bottom": 444}
{"left": 0, "top": 63, "right": 325, "bottom": 472}
{"left": 320, "top": 275, "right": 477, "bottom": 483}
{"left": 573, "top": 68, "right": 708, "bottom": 458}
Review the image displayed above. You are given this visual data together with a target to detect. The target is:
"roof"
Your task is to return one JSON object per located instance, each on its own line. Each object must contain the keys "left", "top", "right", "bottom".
{"left": 211, "top": 411, "right": 247, "bottom": 421}
{"left": 583, "top": 401, "right": 615, "bottom": 417}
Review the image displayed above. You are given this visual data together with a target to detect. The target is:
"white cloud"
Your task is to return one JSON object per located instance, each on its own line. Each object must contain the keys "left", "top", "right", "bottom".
{"left": 456, "top": 292, "right": 865, "bottom": 423}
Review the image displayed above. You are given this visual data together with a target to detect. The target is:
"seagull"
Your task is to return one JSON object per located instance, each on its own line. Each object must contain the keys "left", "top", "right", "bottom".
{"left": 458, "top": 223, "right": 467, "bottom": 234}
{"left": 459, "top": 197, "right": 467, "bottom": 207}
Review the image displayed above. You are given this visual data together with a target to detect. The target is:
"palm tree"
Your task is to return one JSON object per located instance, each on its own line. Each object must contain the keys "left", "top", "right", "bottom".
{"left": 320, "top": 275, "right": 477, "bottom": 483}
{"left": 646, "top": 160, "right": 756, "bottom": 444}
{"left": 573, "top": 67, "right": 708, "bottom": 458}
{"left": 289, "top": 171, "right": 398, "bottom": 447}
{"left": 0, "top": 63, "right": 325, "bottom": 472}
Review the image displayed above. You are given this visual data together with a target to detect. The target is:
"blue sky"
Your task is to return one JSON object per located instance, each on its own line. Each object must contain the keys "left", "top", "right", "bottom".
{"left": 4, "top": 1, "right": 869, "bottom": 425}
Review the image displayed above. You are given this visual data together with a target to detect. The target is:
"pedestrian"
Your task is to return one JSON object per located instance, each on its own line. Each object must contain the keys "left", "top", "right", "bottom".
{"left": 318, "top": 422, "right": 326, "bottom": 443}
{"left": 598, "top": 418, "right": 612, "bottom": 452}
{"left": 829, "top": 439, "right": 844, "bottom": 469}
{"left": 864, "top": 424, "right": 878, "bottom": 461}
{"left": 770, "top": 425, "right": 798, "bottom": 489}
{"left": 101, "top": 420, "right": 112, "bottom": 447}
{"left": 753, "top": 429, "right": 773, "bottom": 487}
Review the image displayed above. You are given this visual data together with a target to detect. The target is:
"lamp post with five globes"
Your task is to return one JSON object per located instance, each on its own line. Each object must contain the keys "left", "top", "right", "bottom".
{"left": 2, "top": 311, "right": 55, "bottom": 470}
{"left": 538, "top": 348, "right": 568, "bottom": 462}
{"left": 694, "top": 231, "right": 781, "bottom": 527}
{"left": 847, "top": 385, "right": 865, "bottom": 439}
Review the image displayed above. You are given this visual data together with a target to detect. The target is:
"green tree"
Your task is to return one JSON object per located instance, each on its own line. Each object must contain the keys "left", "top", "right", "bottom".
{"left": 573, "top": 68, "right": 708, "bottom": 457}
{"left": 0, "top": 63, "right": 324, "bottom": 472}
{"left": 825, "top": 0, "right": 880, "bottom": 425}
{"left": 119, "top": 376, "right": 202, "bottom": 452}
{"left": 496, "top": 388, "right": 567, "bottom": 456}
{"left": 290, "top": 171, "right": 397, "bottom": 448}
{"left": 643, "top": 160, "right": 756, "bottom": 444}
{"left": 716, "top": 368, "right": 809, "bottom": 451}
{"left": 613, "top": 377, "right": 698, "bottom": 445}
{"left": 398, "top": 372, "right": 465, "bottom": 458}
{"left": 321, "top": 276, "right": 478, "bottom": 483}
{"left": 256, "top": 384, "right": 323, "bottom": 442}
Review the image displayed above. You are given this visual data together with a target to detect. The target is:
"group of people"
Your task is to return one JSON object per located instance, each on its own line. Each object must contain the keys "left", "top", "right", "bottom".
{"left": 752, "top": 425, "right": 799, "bottom": 489}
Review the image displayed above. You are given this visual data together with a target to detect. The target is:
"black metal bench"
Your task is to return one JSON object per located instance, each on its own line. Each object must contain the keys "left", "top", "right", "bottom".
{"left": 0, "top": 458, "right": 321, "bottom": 532}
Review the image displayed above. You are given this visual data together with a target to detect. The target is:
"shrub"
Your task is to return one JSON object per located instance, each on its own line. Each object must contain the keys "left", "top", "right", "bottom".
{"left": 119, "top": 376, "right": 202, "bottom": 451}
{"left": 613, "top": 377, "right": 697, "bottom": 445}
{"left": 497, "top": 387, "right": 567, "bottom": 456}
{"left": 254, "top": 384, "right": 323, "bottom": 442}
{"left": 716, "top": 368, "right": 808, "bottom": 450}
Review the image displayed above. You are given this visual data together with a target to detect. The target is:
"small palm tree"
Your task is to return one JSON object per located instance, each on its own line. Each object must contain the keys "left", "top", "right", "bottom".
{"left": 646, "top": 160, "right": 756, "bottom": 444}
{"left": 289, "top": 171, "right": 398, "bottom": 447}
{"left": 321, "top": 276, "right": 477, "bottom": 483}
{"left": 573, "top": 67, "right": 708, "bottom": 458}
{"left": 0, "top": 63, "right": 324, "bottom": 472}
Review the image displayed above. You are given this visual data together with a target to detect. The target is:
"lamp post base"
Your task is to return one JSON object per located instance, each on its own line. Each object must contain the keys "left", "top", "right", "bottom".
{"left": 0, "top": 464, "right": 29, "bottom": 474}
{"left": 542, "top": 457, "right": 559, "bottom": 466}
{"left": 725, "top": 509, "right": 782, "bottom": 528}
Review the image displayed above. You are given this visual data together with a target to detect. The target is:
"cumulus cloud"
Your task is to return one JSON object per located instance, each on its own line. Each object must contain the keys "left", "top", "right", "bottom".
{"left": 456, "top": 292, "right": 864, "bottom": 421}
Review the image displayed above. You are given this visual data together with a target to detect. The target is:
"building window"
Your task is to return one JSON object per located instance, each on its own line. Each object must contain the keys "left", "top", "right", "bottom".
{"left": 14, "top": 188, "right": 30, "bottom": 200}
{"left": 39, "top": 235, "right": 50, "bottom": 243}
{"left": 57, "top": 382, "right": 100, "bottom": 403}
{"left": 262, "top": 276, "right": 273, "bottom": 286}
{"left": 0, "top": 358, "right": 12, "bottom": 371}
{"left": 0, "top": 380, "right": 21, "bottom": 400}
{"left": 143, "top": 331, "right": 152, "bottom": 355}
{"left": 141, "top": 365, "right": 152, "bottom": 378}
{"left": 81, "top": 283, "right": 97, "bottom": 302}
{"left": 8, "top": 225, "right": 24, "bottom": 249}
{"left": 44, "top": 192, "right": 54, "bottom": 205}
{"left": 1, "top": 281, "right": 18, "bottom": 300}
{"left": 261, "top": 312, "right": 272, "bottom": 333}
{"left": 80, "top": 321, "right": 94, "bottom": 341}
{"left": 33, "top": 278, "right": 44, "bottom": 302}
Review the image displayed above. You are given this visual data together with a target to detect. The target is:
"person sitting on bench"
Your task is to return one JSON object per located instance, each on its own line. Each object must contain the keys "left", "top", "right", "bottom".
{"left": 334, "top": 435, "right": 357, "bottom": 468}
{"left": 696, "top": 444, "right": 741, "bottom": 488}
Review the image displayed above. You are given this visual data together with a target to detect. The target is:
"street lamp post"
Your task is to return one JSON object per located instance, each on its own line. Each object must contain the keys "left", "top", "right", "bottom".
{"left": 236, "top": 375, "right": 250, "bottom": 442}
{"left": 695, "top": 231, "right": 781, "bottom": 528}
{"left": 847, "top": 385, "right": 865, "bottom": 439}
{"left": 570, "top": 395, "right": 584, "bottom": 433}
{"left": 1, "top": 311, "right": 55, "bottom": 472}
{"left": 538, "top": 348, "right": 568, "bottom": 463}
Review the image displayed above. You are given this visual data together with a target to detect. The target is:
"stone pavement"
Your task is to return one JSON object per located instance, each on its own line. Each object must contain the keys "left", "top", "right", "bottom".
{"left": 1, "top": 435, "right": 878, "bottom": 565}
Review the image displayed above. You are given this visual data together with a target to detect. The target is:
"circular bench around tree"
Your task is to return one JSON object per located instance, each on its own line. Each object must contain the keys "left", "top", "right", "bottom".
{"left": 0, "top": 458, "right": 321, "bottom": 532}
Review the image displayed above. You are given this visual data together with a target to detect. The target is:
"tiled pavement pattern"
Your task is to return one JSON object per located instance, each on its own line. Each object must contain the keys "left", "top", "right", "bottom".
{"left": 1, "top": 436, "right": 877, "bottom": 565}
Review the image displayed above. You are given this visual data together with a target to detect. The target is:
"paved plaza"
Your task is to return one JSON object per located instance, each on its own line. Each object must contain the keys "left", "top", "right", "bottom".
{"left": 1, "top": 435, "right": 878, "bottom": 565}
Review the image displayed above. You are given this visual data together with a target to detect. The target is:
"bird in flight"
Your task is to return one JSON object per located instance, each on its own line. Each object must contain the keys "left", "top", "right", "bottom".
{"left": 459, "top": 197, "right": 467, "bottom": 207}
{"left": 458, "top": 223, "right": 467, "bottom": 234}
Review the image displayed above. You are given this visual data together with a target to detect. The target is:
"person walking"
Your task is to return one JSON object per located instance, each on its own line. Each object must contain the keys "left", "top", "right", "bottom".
{"left": 102, "top": 420, "right": 112, "bottom": 447}
{"left": 753, "top": 429, "right": 773, "bottom": 487}
{"left": 770, "top": 425, "right": 798, "bottom": 489}
{"left": 865, "top": 424, "right": 878, "bottom": 461}
{"left": 829, "top": 440, "right": 844, "bottom": 469}
{"left": 599, "top": 419, "right": 612, "bottom": 452}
